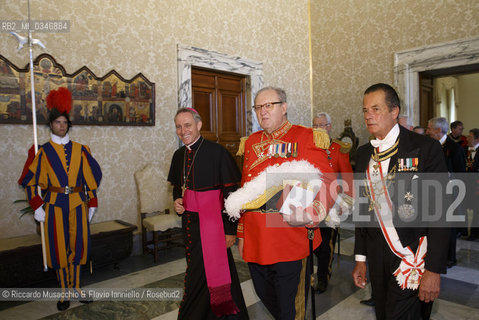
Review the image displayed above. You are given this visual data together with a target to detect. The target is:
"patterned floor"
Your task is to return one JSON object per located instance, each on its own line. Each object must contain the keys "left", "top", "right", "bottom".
{"left": 1, "top": 225, "right": 478, "bottom": 320}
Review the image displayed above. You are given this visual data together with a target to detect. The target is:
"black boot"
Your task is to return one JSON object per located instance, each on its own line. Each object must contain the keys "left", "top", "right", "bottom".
{"left": 360, "top": 297, "right": 375, "bottom": 307}
{"left": 57, "top": 300, "right": 70, "bottom": 311}
{"left": 314, "top": 278, "right": 328, "bottom": 294}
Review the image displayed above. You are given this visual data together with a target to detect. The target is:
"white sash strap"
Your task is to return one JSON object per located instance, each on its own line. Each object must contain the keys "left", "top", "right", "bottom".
{"left": 367, "top": 160, "right": 427, "bottom": 290}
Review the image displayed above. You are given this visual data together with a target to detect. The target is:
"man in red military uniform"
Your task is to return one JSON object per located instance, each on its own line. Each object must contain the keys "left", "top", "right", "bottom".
{"left": 225, "top": 87, "right": 333, "bottom": 319}
{"left": 312, "top": 112, "right": 353, "bottom": 294}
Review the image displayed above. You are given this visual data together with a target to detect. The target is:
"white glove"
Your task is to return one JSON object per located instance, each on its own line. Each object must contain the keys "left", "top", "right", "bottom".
{"left": 88, "top": 207, "right": 96, "bottom": 222}
{"left": 34, "top": 207, "right": 46, "bottom": 222}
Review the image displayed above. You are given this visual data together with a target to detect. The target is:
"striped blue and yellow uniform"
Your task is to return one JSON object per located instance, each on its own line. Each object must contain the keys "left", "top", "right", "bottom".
{"left": 21, "top": 140, "right": 102, "bottom": 290}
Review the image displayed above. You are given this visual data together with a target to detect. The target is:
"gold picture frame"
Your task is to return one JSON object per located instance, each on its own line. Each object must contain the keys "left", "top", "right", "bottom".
{"left": 0, "top": 53, "right": 155, "bottom": 126}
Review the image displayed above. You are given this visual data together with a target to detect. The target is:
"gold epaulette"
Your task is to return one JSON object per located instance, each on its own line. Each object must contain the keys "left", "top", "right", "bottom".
{"left": 236, "top": 136, "right": 248, "bottom": 156}
{"left": 312, "top": 128, "right": 330, "bottom": 149}
{"left": 332, "top": 138, "right": 352, "bottom": 153}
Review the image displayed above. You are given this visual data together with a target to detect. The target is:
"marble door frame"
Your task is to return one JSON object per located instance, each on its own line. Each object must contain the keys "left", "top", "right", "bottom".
{"left": 177, "top": 45, "right": 264, "bottom": 133}
{"left": 394, "top": 36, "right": 479, "bottom": 126}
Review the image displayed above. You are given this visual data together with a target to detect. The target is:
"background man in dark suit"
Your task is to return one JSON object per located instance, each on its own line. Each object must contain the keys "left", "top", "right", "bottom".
{"left": 466, "top": 128, "right": 479, "bottom": 240}
{"left": 426, "top": 117, "right": 466, "bottom": 267}
{"left": 352, "top": 83, "right": 449, "bottom": 320}
{"left": 466, "top": 128, "right": 479, "bottom": 173}
{"left": 449, "top": 120, "right": 468, "bottom": 151}
{"left": 426, "top": 117, "right": 466, "bottom": 174}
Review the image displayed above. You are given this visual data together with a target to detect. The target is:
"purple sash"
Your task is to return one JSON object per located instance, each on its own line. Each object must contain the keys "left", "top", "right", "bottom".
{"left": 183, "top": 189, "right": 239, "bottom": 316}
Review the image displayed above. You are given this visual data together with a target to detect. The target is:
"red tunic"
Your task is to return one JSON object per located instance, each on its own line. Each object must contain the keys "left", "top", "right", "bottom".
{"left": 327, "top": 140, "right": 354, "bottom": 199}
{"left": 238, "top": 121, "right": 334, "bottom": 265}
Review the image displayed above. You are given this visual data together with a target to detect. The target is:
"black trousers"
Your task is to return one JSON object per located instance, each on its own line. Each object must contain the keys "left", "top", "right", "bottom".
{"left": 470, "top": 210, "right": 479, "bottom": 238}
{"left": 447, "top": 228, "right": 457, "bottom": 263}
{"left": 248, "top": 259, "right": 308, "bottom": 320}
{"left": 313, "top": 227, "right": 338, "bottom": 283}
{"left": 366, "top": 229, "right": 433, "bottom": 320}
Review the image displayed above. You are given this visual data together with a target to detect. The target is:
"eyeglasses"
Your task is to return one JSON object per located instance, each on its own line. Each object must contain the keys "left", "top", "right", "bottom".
{"left": 313, "top": 123, "right": 330, "bottom": 129}
{"left": 252, "top": 101, "right": 283, "bottom": 112}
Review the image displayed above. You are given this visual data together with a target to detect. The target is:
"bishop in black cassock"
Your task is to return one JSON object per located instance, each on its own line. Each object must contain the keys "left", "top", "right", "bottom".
{"left": 168, "top": 108, "right": 248, "bottom": 320}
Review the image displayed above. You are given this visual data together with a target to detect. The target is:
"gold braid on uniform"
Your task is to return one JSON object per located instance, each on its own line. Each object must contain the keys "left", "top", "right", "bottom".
{"left": 332, "top": 139, "right": 352, "bottom": 153}
{"left": 312, "top": 128, "right": 330, "bottom": 149}
{"left": 365, "top": 138, "right": 400, "bottom": 211}
{"left": 371, "top": 138, "right": 399, "bottom": 162}
{"left": 236, "top": 137, "right": 248, "bottom": 156}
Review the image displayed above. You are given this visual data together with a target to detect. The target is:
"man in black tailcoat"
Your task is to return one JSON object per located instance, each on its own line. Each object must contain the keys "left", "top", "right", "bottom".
{"left": 352, "top": 83, "right": 449, "bottom": 320}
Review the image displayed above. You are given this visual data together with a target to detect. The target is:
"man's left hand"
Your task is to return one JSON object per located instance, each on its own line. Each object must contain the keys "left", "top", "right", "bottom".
{"left": 418, "top": 270, "right": 440, "bottom": 303}
{"left": 225, "top": 235, "right": 236, "bottom": 248}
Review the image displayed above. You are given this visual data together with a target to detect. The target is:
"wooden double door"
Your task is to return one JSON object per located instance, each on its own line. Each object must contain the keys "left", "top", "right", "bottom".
{"left": 191, "top": 67, "right": 247, "bottom": 168}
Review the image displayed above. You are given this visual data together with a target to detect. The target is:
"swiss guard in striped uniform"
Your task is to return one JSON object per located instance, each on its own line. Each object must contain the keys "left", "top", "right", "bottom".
{"left": 19, "top": 87, "right": 102, "bottom": 311}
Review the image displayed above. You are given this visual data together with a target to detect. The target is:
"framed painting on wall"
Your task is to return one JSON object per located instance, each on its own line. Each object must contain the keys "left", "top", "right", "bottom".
{"left": 0, "top": 53, "right": 155, "bottom": 126}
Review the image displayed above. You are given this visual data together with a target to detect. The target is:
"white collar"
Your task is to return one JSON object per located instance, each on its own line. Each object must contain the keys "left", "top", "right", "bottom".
{"left": 185, "top": 135, "right": 201, "bottom": 150}
{"left": 473, "top": 142, "right": 479, "bottom": 150}
{"left": 51, "top": 133, "right": 70, "bottom": 145}
{"left": 370, "top": 124, "right": 400, "bottom": 151}
{"left": 439, "top": 134, "right": 447, "bottom": 145}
